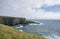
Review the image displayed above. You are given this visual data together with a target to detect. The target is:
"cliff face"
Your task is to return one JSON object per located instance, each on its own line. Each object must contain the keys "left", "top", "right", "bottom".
{"left": 0, "top": 16, "right": 26, "bottom": 26}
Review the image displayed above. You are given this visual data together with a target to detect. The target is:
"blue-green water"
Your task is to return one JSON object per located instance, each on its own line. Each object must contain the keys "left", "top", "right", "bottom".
{"left": 14, "top": 20, "right": 60, "bottom": 39}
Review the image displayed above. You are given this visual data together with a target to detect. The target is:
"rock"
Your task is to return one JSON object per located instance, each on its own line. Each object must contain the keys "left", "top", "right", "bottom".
{"left": 0, "top": 16, "right": 39, "bottom": 26}
{"left": 0, "top": 16, "right": 26, "bottom": 26}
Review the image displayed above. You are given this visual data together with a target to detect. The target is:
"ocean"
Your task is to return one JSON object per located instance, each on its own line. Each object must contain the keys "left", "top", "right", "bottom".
{"left": 14, "top": 19, "right": 60, "bottom": 39}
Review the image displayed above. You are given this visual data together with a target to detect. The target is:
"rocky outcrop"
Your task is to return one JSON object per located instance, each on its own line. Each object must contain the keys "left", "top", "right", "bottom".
{"left": 0, "top": 16, "right": 39, "bottom": 26}
{"left": 0, "top": 16, "right": 26, "bottom": 26}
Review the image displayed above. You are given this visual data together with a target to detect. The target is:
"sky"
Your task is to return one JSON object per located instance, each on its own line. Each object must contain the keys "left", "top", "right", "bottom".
{"left": 0, "top": 0, "right": 60, "bottom": 19}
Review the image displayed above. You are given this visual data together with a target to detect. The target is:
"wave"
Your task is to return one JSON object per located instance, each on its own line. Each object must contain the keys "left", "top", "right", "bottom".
{"left": 45, "top": 34, "right": 60, "bottom": 39}
{"left": 15, "top": 25, "right": 23, "bottom": 28}
{"left": 39, "top": 23, "right": 44, "bottom": 25}
{"left": 29, "top": 23, "right": 44, "bottom": 25}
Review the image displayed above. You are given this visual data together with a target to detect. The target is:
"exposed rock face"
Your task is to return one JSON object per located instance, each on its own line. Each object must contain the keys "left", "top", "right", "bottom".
{"left": 0, "top": 16, "right": 26, "bottom": 26}
{"left": 0, "top": 16, "right": 39, "bottom": 26}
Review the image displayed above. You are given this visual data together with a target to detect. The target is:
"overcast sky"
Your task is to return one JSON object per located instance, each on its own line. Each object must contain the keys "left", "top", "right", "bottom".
{"left": 0, "top": 0, "right": 60, "bottom": 19}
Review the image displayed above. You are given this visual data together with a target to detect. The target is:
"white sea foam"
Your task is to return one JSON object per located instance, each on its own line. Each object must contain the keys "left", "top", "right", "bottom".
{"left": 29, "top": 23, "right": 38, "bottom": 25}
{"left": 19, "top": 30, "right": 23, "bottom": 32}
{"left": 39, "top": 23, "right": 44, "bottom": 25}
{"left": 45, "top": 34, "right": 60, "bottom": 39}
{"left": 15, "top": 25, "right": 23, "bottom": 28}
{"left": 29, "top": 23, "right": 44, "bottom": 25}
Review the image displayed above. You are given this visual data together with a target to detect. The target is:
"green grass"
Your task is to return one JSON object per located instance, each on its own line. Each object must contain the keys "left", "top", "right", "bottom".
{"left": 0, "top": 24, "right": 46, "bottom": 39}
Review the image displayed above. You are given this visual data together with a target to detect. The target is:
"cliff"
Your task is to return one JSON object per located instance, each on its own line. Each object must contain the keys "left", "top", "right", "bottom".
{"left": 0, "top": 24, "right": 46, "bottom": 39}
{"left": 0, "top": 16, "right": 26, "bottom": 26}
{"left": 0, "top": 16, "right": 39, "bottom": 26}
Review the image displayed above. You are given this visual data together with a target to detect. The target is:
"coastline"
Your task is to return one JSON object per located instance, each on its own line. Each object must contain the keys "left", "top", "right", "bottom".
{"left": 0, "top": 16, "right": 39, "bottom": 26}
{"left": 0, "top": 24, "right": 46, "bottom": 39}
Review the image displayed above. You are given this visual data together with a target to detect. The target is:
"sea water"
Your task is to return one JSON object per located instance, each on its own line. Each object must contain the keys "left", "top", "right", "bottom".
{"left": 14, "top": 19, "right": 60, "bottom": 39}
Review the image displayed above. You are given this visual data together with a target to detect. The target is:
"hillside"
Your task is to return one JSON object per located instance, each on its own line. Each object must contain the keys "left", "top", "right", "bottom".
{"left": 0, "top": 24, "right": 46, "bottom": 39}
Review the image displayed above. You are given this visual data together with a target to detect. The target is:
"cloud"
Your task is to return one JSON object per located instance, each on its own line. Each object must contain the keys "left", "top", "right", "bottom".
{"left": 0, "top": 0, "right": 45, "bottom": 18}
{"left": 0, "top": 0, "right": 60, "bottom": 19}
{"left": 41, "top": 5, "right": 60, "bottom": 12}
{"left": 44, "top": 0, "right": 60, "bottom": 6}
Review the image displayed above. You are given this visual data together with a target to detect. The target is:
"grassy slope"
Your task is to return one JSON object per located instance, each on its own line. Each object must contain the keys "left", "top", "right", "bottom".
{"left": 0, "top": 24, "right": 46, "bottom": 39}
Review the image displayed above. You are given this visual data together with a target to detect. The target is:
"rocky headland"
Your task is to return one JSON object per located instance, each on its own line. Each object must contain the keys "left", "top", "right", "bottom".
{"left": 0, "top": 16, "right": 46, "bottom": 39}
{"left": 0, "top": 16, "right": 39, "bottom": 26}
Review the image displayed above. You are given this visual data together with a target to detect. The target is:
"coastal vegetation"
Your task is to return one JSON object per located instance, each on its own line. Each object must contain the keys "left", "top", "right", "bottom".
{"left": 0, "top": 24, "right": 45, "bottom": 39}
{"left": 0, "top": 16, "right": 45, "bottom": 39}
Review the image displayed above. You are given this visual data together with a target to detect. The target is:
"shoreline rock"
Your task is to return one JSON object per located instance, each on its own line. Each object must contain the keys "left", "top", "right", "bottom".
{"left": 0, "top": 16, "right": 39, "bottom": 26}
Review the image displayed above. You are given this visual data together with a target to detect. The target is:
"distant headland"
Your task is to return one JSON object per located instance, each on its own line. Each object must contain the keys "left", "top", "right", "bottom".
{"left": 0, "top": 16, "right": 39, "bottom": 26}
